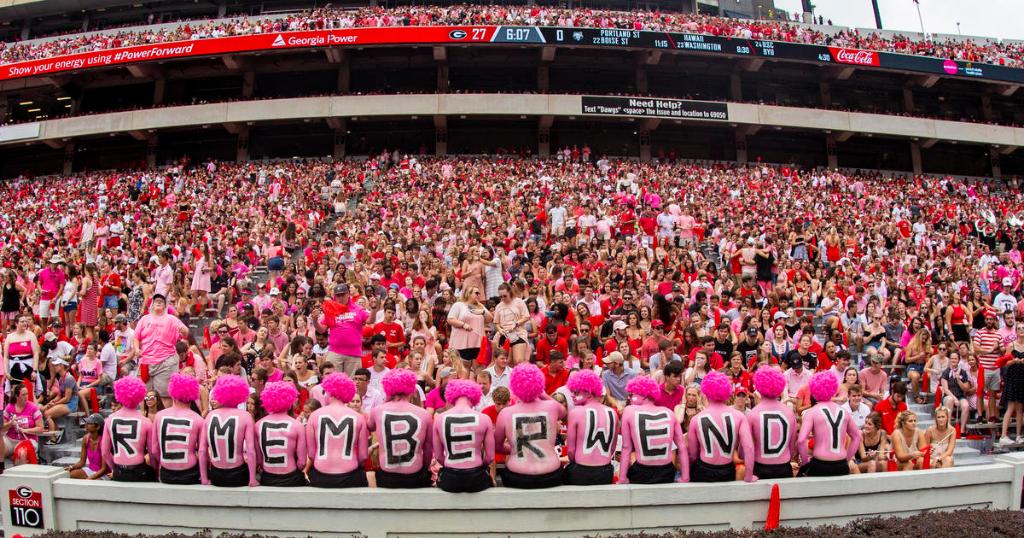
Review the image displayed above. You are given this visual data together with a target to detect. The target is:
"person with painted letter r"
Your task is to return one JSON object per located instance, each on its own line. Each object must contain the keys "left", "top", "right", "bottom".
{"left": 494, "top": 363, "right": 566, "bottom": 489}
{"left": 102, "top": 376, "right": 156, "bottom": 482}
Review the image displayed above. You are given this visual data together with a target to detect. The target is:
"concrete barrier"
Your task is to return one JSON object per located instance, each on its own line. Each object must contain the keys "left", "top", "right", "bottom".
{"left": 3, "top": 454, "right": 1023, "bottom": 537}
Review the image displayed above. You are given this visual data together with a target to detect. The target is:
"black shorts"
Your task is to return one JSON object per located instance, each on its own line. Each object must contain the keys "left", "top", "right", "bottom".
{"left": 260, "top": 468, "right": 308, "bottom": 487}
{"left": 564, "top": 462, "right": 614, "bottom": 486}
{"left": 437, "top": 465, "right": 492, "bottom": 493}
{"left": 498, "top": 335, "right": 528, "bottom": 348}
{"left": 627, "top": 462, "right": 676, "bottom": 484}
{"left": 159, "top": 465, "right": 200, "bottom": 485}
{"left": 690, "top": 460, "right": 735, "bottom": 483}
{"left": 804, "top": 458, "right": 849, "bottom": 477}
{"left": 457, "top": 348, "right": 480, "bottom": 363}
{"left": 500, "top": 467, "right": 564, "bottom": 489}
{"left": 308, "top": 467, "right": 369, "bottom": 488}
{"left": 753, "top": 462, "right": 793, "bottom": 480}
{"left": 208, "top": 463, "right": 250, "bottom": 487}
{"left": 375, "top": 466, "right": 432, "bottom": 489}
{"left": 113, "top": 463, "right": 156, "bottom": 483}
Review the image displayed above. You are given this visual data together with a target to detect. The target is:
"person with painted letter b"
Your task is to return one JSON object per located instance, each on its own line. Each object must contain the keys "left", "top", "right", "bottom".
{"left": 619, "top": 375, "right": 687, "bottom": 484}
{"left": 102, "top": 376, "right": 156, "bottom": 482}
{"left": 432, "top": 379, "right": 494, "bottom": 492}
{"left": 565, "top": 369, "right": 619, "bottom": 485}
{"left": 256, "top": 381, "right": 308, "bottom": 486}
{"left": 494, "top": 363, "right": 566, "bottom": 489}
{"left": 369, "top": 368, "right": 433, "bottom": 488}
{"left": 687, "top": 371, "right": 756, "bottom": 483}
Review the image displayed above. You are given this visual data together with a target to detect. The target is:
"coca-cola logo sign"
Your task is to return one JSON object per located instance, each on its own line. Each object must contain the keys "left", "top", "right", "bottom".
{"left": 829, "top": 47, "right": 880, "bottom": 67}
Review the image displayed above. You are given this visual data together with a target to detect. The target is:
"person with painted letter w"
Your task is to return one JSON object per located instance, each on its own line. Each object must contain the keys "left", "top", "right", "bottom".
{"left": 565, "top": 369, "right": 619, "bottom": 485}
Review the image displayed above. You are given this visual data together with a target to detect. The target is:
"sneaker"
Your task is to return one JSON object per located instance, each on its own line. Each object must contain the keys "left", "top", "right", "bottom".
{"left": 1016, "top": 436, "right": 1024, "bottom": 445}
{"left": 998, "top": 436, "right": 1014, "bottom": 446}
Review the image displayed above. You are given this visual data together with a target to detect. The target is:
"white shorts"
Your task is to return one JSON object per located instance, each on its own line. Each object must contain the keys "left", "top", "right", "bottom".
{"left": 38, "top": 299, "right": 55, "bottom": 318}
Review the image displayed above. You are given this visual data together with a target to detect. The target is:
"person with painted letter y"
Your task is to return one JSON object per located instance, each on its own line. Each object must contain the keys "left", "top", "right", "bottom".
{"left": 102, "top": 376, "right": 156, "bottom": 482}
{"left": 369, "top": 368, "right": 433, "bottom": 488}
{"left": 200, "top": 374, "right": 258, "bottom": 487}
{"left": 494, "top": 363, "right": 566, "bottom": 489}
{"left": 256, "top": 381, "right": 308, "bottom": 486}
{"left": 687, "top": 370, "right": 756, "bottom": 483}
{"left": 619, "top": 375, "right": 687, "bottom": 484}
{"left": 565, "top": 369, "right": 619, "bottom": 485}
{"left": 151, "top": 373, "right": 203, "bottom": 485}
{"left": 798, "top": 371, "right": 861, "bottom": 477}
{"left": 432, "top": 379, "right": 494, "bottom": 492}
{"left": 306, "top": 372, "right": 370, "bottom": 488}
{"left": 746, "top": 367, "right": 797, "bottom": 479}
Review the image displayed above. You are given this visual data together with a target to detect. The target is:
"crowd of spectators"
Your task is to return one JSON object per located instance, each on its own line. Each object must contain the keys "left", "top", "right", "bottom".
{"left": 1, "top": 5, "right": 1022, "bottom": 68}
{"left": 2, "top": 149, "right": 1024, "bottom": 484}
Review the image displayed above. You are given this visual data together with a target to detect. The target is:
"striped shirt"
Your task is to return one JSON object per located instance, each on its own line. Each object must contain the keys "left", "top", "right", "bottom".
{"left": 973, "top": 329, "right": 1003, "bottom": 370}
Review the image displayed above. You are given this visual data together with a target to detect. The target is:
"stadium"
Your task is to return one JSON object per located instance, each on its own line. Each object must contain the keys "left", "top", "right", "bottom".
{"left": 0, "top": 0, "right": 1023, "bottom": 536}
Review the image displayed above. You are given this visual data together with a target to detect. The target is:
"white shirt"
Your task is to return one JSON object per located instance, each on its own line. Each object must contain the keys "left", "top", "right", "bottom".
{"left": 843, "top": 401, "right": 872, "bottom": 428}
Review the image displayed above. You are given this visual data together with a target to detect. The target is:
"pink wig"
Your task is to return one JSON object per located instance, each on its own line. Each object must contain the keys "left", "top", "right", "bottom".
{"left": 211, "top": 374, "right": 249, "bottom": 408}
{"left": 753, "top": 367, "right": 786, "bottom": 400}
{"left": 509, "top": 363, "right": 544, "bottom": 403}
{"left": 167, "top": 373, "right": 200, "bottom": 403}
{"left": 382, "top": 369, "right": 417, "bottom": 399}
{"left": 321, "top": 372, "right": 356, "bottom": 404}
{"left": 113, "top": 376, "right": 146, "bottom": 409}
{"left": 809, "top": 371, "right": 839, "bottom": 403}
{"left": 701, "top": 371, "right": 733, "bottom": 403}
{"left": 261, "top": 381, "right": 299, "bottom": 414}
{"left": 566, "top": 370, "right": 603, "bottom": 397}
{"left": 444, "top": 379, "right": 482, "bottom": 407}
{"left": 626, "top": 376, "right": 660, "bottom": 402}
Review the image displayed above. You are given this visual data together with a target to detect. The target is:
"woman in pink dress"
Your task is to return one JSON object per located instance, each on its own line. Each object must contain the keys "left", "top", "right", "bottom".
{"left": 79, "top": 263, "right": 99, "bottom": 340}
{"left": 190, "top": 245, "right": 212, "bottom": 317}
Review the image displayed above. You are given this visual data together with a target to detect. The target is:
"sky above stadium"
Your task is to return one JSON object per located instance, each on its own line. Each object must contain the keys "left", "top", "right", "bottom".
{"left": 772, "top": 0, "right": 1024, "bottom": 41}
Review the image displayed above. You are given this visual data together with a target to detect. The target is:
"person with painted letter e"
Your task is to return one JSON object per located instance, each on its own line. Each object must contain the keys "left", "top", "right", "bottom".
{"left": 102, "top": 376, "right": 156, "bottom": 482}
{"left": 687, "top": 371, "right": 756, "bottom": 482}
{"left": 432, "top": 379, "right": 494, "bottom": 492}
{"left": 798, "top": 371, "right": 862, "bottom": 476}
{"left": 565, "top": 369, "right": 618, "bottom": 485}
{"left": 256, "top": 381, "right": 308, "bottom": 486}
{"left": 494, "top": 363, "right": 566, "bottom": 489}
{"left": 746, "top": 367, "right": 797, "bottom": 479}
{"left": 200, "top": 374, "right": 258, "bottom": 487}
{"left": 368, "top": 368, "right": 433, "bottom": 488}
{"left": 619, "top": 375, "right": 688, "bottom": 484}
{"left": 306, "top": 372, "right": 370, "bottom": 488}
{"left": 151, "top": 373, "right": 204, "bottom": 485}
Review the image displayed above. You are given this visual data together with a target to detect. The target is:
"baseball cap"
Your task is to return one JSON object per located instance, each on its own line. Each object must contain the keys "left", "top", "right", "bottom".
{"left": 786, "top": 354, "right": 804, "bottom": 369}
{"left": 985, "top": 308, "right": 999, "bottom": 320}
{"left": 389, "top": 283, "right": 400, "bottom": 290}
{"left": 773, "top": 312, "right": 789, "bottom": 321}
{"left": 43, "top": 332, "right": 58, "bottom": 342}
{"left": 604, "top": 351, "right": 624, "bottom": 364}
{"left": 869, "top": 354, "right": 883, "bottom": 364}
{"left": 269, "top": 287, "right": 281, "bottom": 296}
{"left": 1004, "top": 277, "right": 1014, "bottom": 287}
{"left": 747, "top": 327, "right": 758, "bottom": 337}
{"left": 84, "top": 413, "right": 104, "bottom": 426}
{"left": 114, "top": 314, "right": 128, "bottom": 324}
{"left": 651, "top": 319, "right": 665, "bottom": 328}
{"left": 152, "top": 293, "right": 167, "bottom": 303}
{"left": 333, "top": 283, "right": 350, "bottom": 294}
{"left": 544, "top": 324, "right": 558, "bottom": 334}
{"left": 734, "top": 386, "right": 749, "bottom": 396}
{"left": 51, "top": 357, "right": 69, "bottom": 367}
{"left": 613, "top": 320, "right": 628, "bottom": 331}
{"left": 369, "top": 273, "right": 382, "bottom": 280}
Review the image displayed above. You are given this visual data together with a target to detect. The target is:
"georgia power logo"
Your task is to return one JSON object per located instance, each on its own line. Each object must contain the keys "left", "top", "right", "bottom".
{"left": 449, "top": 30, "right": 467, "bottom": 40}
{"left": 271, "top": 34, "right": 286, "bottom": 47}
{"left": 15, "top": 486, "right": 32, "bottom": 498}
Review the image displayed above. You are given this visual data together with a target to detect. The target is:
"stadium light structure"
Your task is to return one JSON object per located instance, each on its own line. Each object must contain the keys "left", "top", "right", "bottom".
{"left": 871, "top": 0, "right": 883, "bottom": 29}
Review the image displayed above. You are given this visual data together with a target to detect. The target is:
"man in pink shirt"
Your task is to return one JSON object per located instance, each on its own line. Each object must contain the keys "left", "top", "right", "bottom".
{"left": 36, "top": 255, "right": 66, "bottom": 332}
{"left": 314, "top": 283, "right": 369, "bottom": 376}
{"left": 133, "top": 293, "right": 189, "bottom": 408}
{"left": 858, "top": 353, "right": 889, "bottom": 404}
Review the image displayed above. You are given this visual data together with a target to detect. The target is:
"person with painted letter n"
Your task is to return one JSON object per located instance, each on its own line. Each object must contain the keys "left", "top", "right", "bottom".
{"left": 200, "top": 374, "right": 258, "bottom": 487}
{"left": 619, "top": 375, "right": 687, "bottom": 484}
{"left": 368, "top": 368, "right": 433, "bottom": 488}
{"left": 746, "top": 367, "right": 797, "bottom": 479}
{"left": 151, "top": 373, "right": 204, "bottom": 485}
{"left": 494, "top": 363, "right": 566, "bottom": 489}
{"left": 306, "top": 372, "right": 370, "bottom": 488}
{"left": 432, "top": 379, "right": 494, "bottom": 492}
{"left": 687, "top": 371, "right": 757, "bottom": 483}
{"left": 102, "top": 376, "right": 156, "bottom": 482}
{"left": 564, "top": 369, "right": 618, "bottom": 485}
{"left": 256, "top": 381, "right": 308, "bottom": 486}
{"left": 798, "top": 371, "right": 862, "bottom": 477}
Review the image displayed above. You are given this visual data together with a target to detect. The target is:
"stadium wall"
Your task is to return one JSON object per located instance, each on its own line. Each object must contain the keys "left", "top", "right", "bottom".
{"left": 3, "top": 455, "right": 1024, "bottom": 537}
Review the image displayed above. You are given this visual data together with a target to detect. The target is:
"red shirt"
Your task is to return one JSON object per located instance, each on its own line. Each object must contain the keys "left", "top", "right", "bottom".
{"left": 541, "top": 366, "right": 569, "bottom": 395}
{"left": 373, "top": 321, "right": 405, "bottom": 358}
{"left": 481, "top": 405, "right": 507, "bottom": 464}
{"left": 535, "top": 336, "right": 568, "bottom": 364}
{"left": 873, "top": 397, "right": 908, "bottom": 435}
{"left": 100, "top": 272, "right": 121, "bottom": 298}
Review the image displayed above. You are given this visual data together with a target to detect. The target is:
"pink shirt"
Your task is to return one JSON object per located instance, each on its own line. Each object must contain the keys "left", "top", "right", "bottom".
{"left": 3, "top": 402, "right": 42, "bottom": 442}
{"left": 495, "top": 400, "right": 566, "bottom": 475}
{"left": 620, "top": 403, "right": 688, "bottom": 483}
{"left": 320, "top": 302, "right": 370, "bottom": 357}
{"left": 368, "top": 400, "right": 433, "bottom": 474}
{"left": 37, "top": 267, "right": 65, "bottom": 301}
{"left": 687, "top": 402, "right": 756, "bottom": 481}
{"left": 745, "top": 400, "right": 797, "bottom": 466}
{"left": 257, "top": 413, "right": 307, "bottom": 476}
{"left": 431, "top": 402, "right": 494, "bottom": 470}
{"left": 151, "top": 407, "right": 203, "bottom": 472}
{"left": 798, "top": 402, "right": 862, "bottom": 464}
{"left": 306, "top": 404, "right": 368, "bottom": 475}
{"left": 566, "top": 400, "right": 618, "bottom": 467}
{"left": 134, "top": 312, "right": 187, "bottom": 366}
{"left": 102, "top": 409, "right": 154, "bottom": 468}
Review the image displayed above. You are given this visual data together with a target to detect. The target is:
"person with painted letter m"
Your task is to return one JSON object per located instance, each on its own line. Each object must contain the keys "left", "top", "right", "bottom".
{"left": 200, "top": 374, "right": 258, "bottom": 487}
{"left": 306, "top": 372, "right": 370, "bottom": 488}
